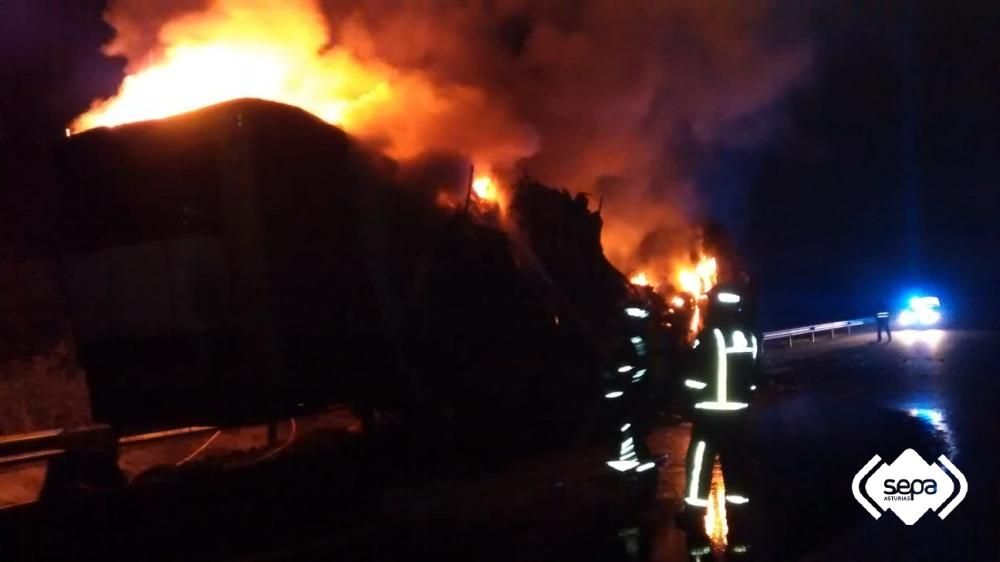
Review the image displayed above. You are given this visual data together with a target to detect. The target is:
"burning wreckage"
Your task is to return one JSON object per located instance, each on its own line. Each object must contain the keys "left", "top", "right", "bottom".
{"left": 55, "top": 99, "right": 719, "bottom": 467}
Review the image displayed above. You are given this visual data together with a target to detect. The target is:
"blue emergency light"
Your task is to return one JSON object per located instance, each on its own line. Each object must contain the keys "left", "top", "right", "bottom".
{"left": 899, "top": 295, "right": 941, "bottom": 327}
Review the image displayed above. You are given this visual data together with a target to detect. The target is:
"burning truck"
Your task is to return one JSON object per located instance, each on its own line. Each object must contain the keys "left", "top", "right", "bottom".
{"left": 48, "top": 0, "right": 760, "bottom": 461}
{"left": 54, "top": 99, "right": 675, "bottom": 465}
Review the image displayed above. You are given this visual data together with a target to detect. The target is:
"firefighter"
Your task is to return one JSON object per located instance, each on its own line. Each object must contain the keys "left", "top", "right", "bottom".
{"left": 876, "top": 300, "right": 892, "bottom": 342}
{"left": 602, "top": 298, "right": 659, "bottom": 477}
{"left": 680, "top": 282, "right": 758, "bottom": 537}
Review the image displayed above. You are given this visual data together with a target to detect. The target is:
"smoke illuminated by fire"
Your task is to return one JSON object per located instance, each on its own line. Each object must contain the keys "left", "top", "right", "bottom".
{"left": 72, "top": 0, "right": 809, "bottom": 278}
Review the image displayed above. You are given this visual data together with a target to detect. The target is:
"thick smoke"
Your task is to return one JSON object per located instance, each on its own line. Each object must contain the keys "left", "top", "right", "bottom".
{"left": 97, "top": 0, "right": 809, "bottom": 281}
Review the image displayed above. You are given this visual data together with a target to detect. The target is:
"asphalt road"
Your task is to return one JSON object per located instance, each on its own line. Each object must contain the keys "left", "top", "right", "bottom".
{"left": 325, "top": 327, "right": 1000, "bottom": 562}
{"left": 629, "top": 327, "right": 1000, "bottom": 561}
{"left": 4, "top": 328, "right": 997, "bottom": 562}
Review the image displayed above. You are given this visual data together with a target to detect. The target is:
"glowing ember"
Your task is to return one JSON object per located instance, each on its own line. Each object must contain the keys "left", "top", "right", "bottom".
{"left": 704, "top": 458, "right": 729, "bottom": 550}
{"left": 472, "top": 173, "right": 499, "bottom": 203}
{"left": 630, "top": 271, "right": 651, "bottom": 287}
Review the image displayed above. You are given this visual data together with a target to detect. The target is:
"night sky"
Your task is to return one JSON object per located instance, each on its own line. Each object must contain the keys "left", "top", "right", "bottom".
{"left": 2, "top": 1, "right": 998, "bottom": 329}
{"left": 724, "top": 2, "right": 1000, "bottom": 327}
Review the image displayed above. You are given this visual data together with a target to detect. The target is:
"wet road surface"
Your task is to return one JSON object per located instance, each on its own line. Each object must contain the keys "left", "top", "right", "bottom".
{"left": 4, "top": 329, "right": 996, "bottom": 561}
{"left": 220, "top": 328, "right": 999, "bottom": 562}
{"left": 262, "top": 328, "right": 1000, "bottom": 562}
{"left": 624, "top": 328, "right": 1000, "bottom": 561}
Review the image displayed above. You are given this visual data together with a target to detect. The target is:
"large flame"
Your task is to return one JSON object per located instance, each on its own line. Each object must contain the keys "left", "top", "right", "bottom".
{"left": 677, "top": 256, "right": 718, "bottom": 297}
{"left": 69, "top": 0, "right": 536, "bottom": 172}
{"left": 71, "top": 0, "right": 392, "bottom": 134}
{"left": 70, "top": 0, "right": 803, "bottom": 296}
{"left": 678, "top": 255, "right": 717, "bottom": 336}
{"left": 627, "top": 256, "right": 716, "bottom": 335}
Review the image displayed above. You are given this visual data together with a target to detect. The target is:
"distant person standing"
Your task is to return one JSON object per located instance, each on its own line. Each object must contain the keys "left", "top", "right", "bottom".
{"left": 876, "top": 300, "right": 892, "bottom": 342}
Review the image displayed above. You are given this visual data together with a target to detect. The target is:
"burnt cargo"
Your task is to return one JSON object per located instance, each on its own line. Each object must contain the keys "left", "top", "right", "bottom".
{"left": 55, "top": 99, "right": 636, "bottom": 457}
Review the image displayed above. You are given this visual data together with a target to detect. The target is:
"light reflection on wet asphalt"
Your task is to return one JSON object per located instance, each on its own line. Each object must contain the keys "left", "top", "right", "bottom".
{"left": 566, "top": 329, "right": 998, "bottom": 562}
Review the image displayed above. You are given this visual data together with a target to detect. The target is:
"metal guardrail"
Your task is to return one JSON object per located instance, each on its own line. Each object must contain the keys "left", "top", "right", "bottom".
{"left": 0, "top": 319, "right": 871, "bottom": 471}
{"left": 118, "top": 426, "right": 216, "bottom": 445}
{"left": 0, "top": 429, "right": 68, "bottom": 466}
{"left": 0, "top": 425, "right": 217, "bottom": 469}
{"left": 0, "top": 428, "right": 64, "bottom": 458}
{"left": 763, "top": 318, "right": 870, "bottom": 347}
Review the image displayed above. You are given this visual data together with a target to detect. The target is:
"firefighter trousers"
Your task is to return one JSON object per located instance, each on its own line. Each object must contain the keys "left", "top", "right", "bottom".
{"left": 684, "top": 412, "right": 749, "bottom": 506}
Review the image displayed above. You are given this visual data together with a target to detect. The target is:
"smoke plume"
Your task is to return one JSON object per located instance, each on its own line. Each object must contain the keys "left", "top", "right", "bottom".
{"left": 92, "top": 0, "right": 810, "bottom": 282}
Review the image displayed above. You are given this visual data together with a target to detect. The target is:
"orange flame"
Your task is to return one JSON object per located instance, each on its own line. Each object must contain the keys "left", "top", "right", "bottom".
{"left": 630, "top": 271, "right": 651, "bottom": 287}
{"left": 677, "top": 256, "right": 717, "bottom": 297}
{"left": 68, "top": 0, "right": 537, "bottom": 176}
{"left": 704, "top": 458, "right": 729, "bottom": 550}
{"left": 71, "top": 0, "right": 733, "bottom": 300}
{"left": 676, "top": 255, "right": 717, "bottom": 336}
{"left": 71, "top": 0, "right": 394, "bottom": 134}
{"left": 472, "top": 173, "right": 499, "bottom": 203}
